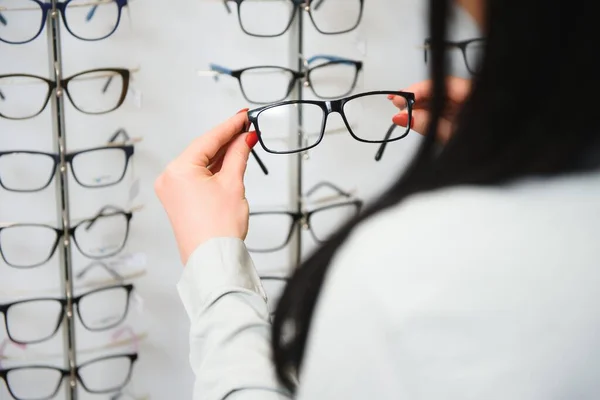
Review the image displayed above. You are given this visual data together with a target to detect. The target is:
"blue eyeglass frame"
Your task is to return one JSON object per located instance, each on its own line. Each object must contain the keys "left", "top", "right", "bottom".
{"left": 0, "top": 0, "right": 128, "bottom": 45}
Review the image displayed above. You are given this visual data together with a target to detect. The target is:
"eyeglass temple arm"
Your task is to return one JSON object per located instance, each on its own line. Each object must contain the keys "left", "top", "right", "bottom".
{"left": 0, "top": 13, "right": 6, "bottom": 26}
{"left": 306, "top": 54, "right": 356, "bottom": 66}
{"left": 84, "top": 205, "right": 122, "bottom": 231}
{"left": 374, "top": 124, "right": 397, "bottom": 161}
{"left": 209, "top": 63, "right": 233, "bottom": 81}
{"left": 76, "top": 261, "right": 125, "bottom": 282}
{"left": 312, "top": 0, "right": 327, "bottom": 11}
{"left": 305, "top": 181, "right": 351, "bottom": 199}
{"left": 222, "top": 0, "right": 232, "bottom": 14}
{"left": 251, "top": 149, "right": 268, "bottom": 175}
{"left": 108, "top": 128, "right": 131, "bottom": 143}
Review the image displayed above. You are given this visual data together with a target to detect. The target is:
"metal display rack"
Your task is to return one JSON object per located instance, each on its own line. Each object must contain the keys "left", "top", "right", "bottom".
{"left": 46, "top": 1, "right": 79, "bottom": 398}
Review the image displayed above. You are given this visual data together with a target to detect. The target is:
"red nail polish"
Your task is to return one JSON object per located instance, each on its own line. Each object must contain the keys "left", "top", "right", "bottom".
{"left": 236, "top": 108, "right": 249, "bottom": 115}
{"left": 245, "top": 131, "right": 259, "bottom": 148}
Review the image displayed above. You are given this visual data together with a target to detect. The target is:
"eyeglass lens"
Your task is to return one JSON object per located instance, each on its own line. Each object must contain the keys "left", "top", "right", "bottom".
{"left": 308, "top": 203, "right": 358, "bottom": 242}
{"left": 0, "top": 75, "right": 49, "bottom": 119}
{"left": 0, "top": 152, "right": 55, "bottom": 192}
{"left": 0, "top": 0, "right": 123, "bottom": 44}
{"left": 4, "top": 286, "right": 130, "bottom": 344}
{"left": 307, "top": 0, "right": 362, "bottom": 34}
{"left": 239, "top": 67, "right": 296, "bottom": 103}
{"left": 464, "top": 40, "right": 485, "bottom": 73}
{"left": 238, "top": 0, "right": 295, "bottom": 37}
{"left": 308, "top": 61, "right": 358, "bottom": 99}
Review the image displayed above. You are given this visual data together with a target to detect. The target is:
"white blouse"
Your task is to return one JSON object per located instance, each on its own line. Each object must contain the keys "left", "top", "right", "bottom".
{"left": 177, "top": 171, "right": 600, "bottom": 400}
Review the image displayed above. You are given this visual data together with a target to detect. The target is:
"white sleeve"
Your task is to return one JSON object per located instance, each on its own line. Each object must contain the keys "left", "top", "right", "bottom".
{"left": 177, "top": 238, "right": 292, "bottom": 400}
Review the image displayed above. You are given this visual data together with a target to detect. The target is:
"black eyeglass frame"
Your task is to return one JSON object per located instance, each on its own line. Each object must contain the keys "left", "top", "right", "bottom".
{"left": 223, "top": 60, "right": 363, "bottom": 104}
{"left": 0, "top": 145, "right": 134, "bottom": 193}
{"left": 0, "top": 353, "right": 138, "bottom": 400}
{"left": 223, "top": 0, "right": 365, "bottom": 38}
{"left": 248, "top": 90, "right": 415, "bottom": 155}
{"left": 0, "top": 206, "right": 134, "bottom": 268}
{"left": 0, "top": 69, "right": 130, "bottom": 120}
{"left": 424, "top": 37, "right": 485, "bottom": 75}
{"left": 0, "top": 284, "right": 134, "bottom": 345}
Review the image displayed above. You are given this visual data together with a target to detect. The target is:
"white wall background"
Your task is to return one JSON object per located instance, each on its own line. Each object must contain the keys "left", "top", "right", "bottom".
{"left": 0, "top": 0, "right": 481, "bottom": 398}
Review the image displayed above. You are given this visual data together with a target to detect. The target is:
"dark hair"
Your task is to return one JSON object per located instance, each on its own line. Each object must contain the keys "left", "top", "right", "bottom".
{"left": 272, "top": 0, "right": 598, "bottom": 391}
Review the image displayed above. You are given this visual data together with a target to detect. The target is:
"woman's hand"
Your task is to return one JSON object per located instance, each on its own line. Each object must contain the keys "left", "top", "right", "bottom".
{"left": 154, "top": 109, "right": 258, "bottom": 265}
{"left": 390, "top": 76, "right": 472, "bottom": 142}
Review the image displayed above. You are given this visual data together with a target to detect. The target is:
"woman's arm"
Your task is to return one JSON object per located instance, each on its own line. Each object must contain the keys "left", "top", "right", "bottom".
{"left": 177, "top": 238, "right": 292, "bottom": 400}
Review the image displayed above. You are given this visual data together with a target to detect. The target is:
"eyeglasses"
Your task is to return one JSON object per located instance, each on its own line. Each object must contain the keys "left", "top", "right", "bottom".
{"left": 0, "top": 68, "right": 131, "bottom": 120}
{"left": 0, "top": 284, "right": 134, "bottom": 344}
{"left": 0, "top": 205, "right": 141, "bottom": 268}
{"left": 424, "top": 37, "right": 485, "bottom": 75}
{"left": 222, "top": 0, "right": 364, "bottom": 38}
{"left": 0, "top": 0, "right": 129, "bottom": 44}
{"left": 246, "top": 181, "right": 362, "bottom": 252}
{"left": 207, "top": 54, "right": 363, "bottom": 104}
{"left": 247, "top": 90, "right": 415, "bottom": 154}
{"left": 0, "top": 353, "right": 137, "bottom": 400}
{"left": 0, "top": 133, "right": 138, "bottom": 193}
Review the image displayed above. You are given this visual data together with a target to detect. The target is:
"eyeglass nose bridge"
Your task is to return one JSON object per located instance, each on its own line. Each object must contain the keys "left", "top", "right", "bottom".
{"left": 326, "top": 99, "right": 343, "bottom": 114}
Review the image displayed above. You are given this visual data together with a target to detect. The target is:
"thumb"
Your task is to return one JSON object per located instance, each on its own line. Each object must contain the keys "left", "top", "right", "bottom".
{"left": 221, "top": 130, "right": 257, "bottom": 180}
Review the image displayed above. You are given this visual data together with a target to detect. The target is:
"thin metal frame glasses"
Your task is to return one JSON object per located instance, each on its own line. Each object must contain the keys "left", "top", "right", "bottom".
{"left": 0, "top": 0, "right": 129, "bottom": 44}
{"left": 223, "top": 0, "right": 364, "bottom": 38}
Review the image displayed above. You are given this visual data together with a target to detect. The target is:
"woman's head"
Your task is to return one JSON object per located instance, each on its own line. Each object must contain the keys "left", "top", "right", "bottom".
{"left": 272, "top": 0, "right": 598, "bottom": 392}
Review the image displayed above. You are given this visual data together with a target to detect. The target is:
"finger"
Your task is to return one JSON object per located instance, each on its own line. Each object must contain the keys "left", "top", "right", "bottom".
{"left": 393, "top": 109, "right": 454, "bottom": 142}
{"left": 220, "top": 131, "right": 258, "bottom": 183}
{"left": 179, "top": 109, "right": 249, "bottom": 168}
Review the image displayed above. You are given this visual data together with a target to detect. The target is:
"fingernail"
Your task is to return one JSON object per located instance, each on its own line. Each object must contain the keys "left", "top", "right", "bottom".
{"left": 387, "top": 95, "right": 394, "bottom": 100}
{"left": 245, "top": 131, "right": 258, "bottom": 148}
{"left": 236, "top": 108, "right": 249, "bottom": 115}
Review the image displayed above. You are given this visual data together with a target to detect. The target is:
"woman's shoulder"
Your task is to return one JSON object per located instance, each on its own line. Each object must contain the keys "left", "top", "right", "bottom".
{"left": 329, "top": 170, "right": 600, "bottom": 291}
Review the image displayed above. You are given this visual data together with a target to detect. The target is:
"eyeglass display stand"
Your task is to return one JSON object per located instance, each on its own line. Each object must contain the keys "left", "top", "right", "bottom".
{"left": 47, "top": 1, "right": 79, "bottom": 398}
{"left": 289, "top": 10, "right": 304, "bottom": 268}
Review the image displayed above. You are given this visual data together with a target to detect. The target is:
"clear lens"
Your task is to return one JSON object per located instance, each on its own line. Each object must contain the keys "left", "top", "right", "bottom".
{"left": 79, "top": 355, "right": 133, "bottom": 393}
{"left": 71, "top": 147, "right": 127, "bottom": 187}
{"left": 343, "top": 93, "right": 409, "bottom": 142}
{"left": 74, "top": 212, "right": 128, "bottom": 258}
{"left": 0, "top": 224, "right": 58, "bottom": 267}
{"left": 240, "top": 67, "right": 294, "bottom": 103}
{"left": 309, "top": 203, "right": 359, "bottom": 242}
{"left": 465, "top": 39, "right": 485, "bottom": 74}
{"left": 64, "top": 0, "right": 120, "bottom": 40}
{"left": 246, "top": 212, "right": 294, "bottom": 251}
{"left": 309, "top": 0, "right": 362, "bottom": 34}
{"left": 255, "top": 102, "right": 324, "bottom": 153}
{"left": 0, "top": 75, "right": 49, "bottom": 119}
{"left": 6, "top": 367, "right": 63, "bottom": 400}
{"left": 67, "top": 70, "right": 125, "bottom": 114}
{"left": 309, "top": 61, "right": 358, "bottom": 98}
{"left": 238, "top": 0, "right": 295, "bottom": 37}
{"left": 0, "top": 0, "right": 44, "bottom": 44}
{"left": 0, "top": 152, "right": 55, "bottom": 192}
{"left": 6, "top": 300, "right": 63, "bottom": 343}
{"left": 78, "top": 286, "right": 129, "bottom": 330}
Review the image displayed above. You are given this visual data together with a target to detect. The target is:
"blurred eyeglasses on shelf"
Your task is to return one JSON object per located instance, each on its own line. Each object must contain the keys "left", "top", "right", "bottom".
{"left": 247, "top": 90, "right": 414, "bottom": 155}
{"left": 0, "top": 352, "right": 138, "bottom": 400}
{"left": 0, "top": 0, "right": 130, "bottom": 44}
{"left": 0, "top": 129, "right": 140, "bottom": 193}
{"left": 199, "top": 54, "right": 363, "bottom": 104}
{"left": 246, "top": 181, "right": 362, "bottom": 252}
{"left": 0, "top": 204, "right": 142, "bottom": 268}
{"left": 423, "top": 37, "right": 485, "bottom": 76}
{"left": 222, "top": 0, "right": 364, "bottom": 38}
{"left": 0, "top": 283, "right": 134, "bottom": 345}
{"left": 0, "top": 67, "right": 138, "bottom": 120}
